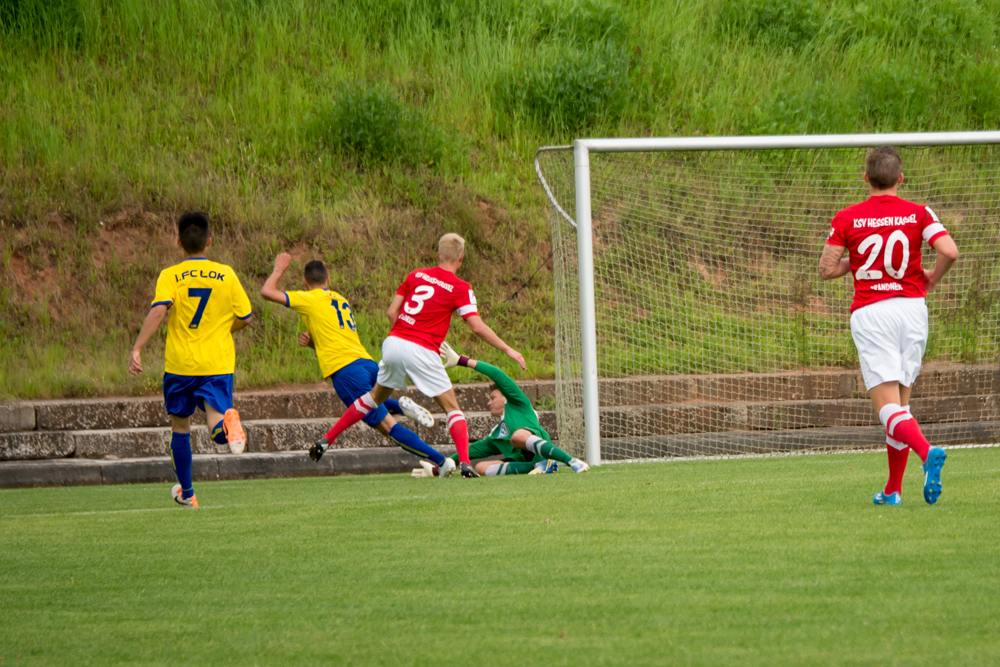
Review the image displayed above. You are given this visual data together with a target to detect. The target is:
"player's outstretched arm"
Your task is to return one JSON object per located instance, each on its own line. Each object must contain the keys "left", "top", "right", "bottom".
{"left": 129, "top": 304, "right": 169, "bottom": 375}
{"left": 818, "top": 244, "right": 850, "bottom": 280}
{"left": 440, "top": 342, "right": 529, "bottom": 405}
{"left": 924, "top": 234, "right": 959, "bottom": 292}
{"left": 260, "top": 253, "right": 292, "bottom": 305}
{"left": 462, "top": 315, "right": 526, "bottom": 370}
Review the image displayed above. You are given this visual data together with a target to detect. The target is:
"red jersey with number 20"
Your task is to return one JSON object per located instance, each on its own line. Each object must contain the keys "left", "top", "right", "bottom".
{"left": 827, "top": 195, "right": 949, "bottom": 312}
{"left": 389, "top": 267, "right": 479, "bottom": 353}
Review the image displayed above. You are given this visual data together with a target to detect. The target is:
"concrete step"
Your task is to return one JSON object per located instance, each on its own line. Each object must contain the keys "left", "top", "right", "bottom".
{"left": 0, "top": 412, "right": 546, "bottom": 461}
{"left": 594, "top": 394, "right": 999, "bottom": 438}
{"left": 0, "top": 446, "right": 458, "bottom": 490}
{"left": 3, "top": 363, "right": 996, "bottom": 434}
{"left": 0, "top": 382, "right": 539, "bottom": 433}
{"left": 3, "top": 391, "right": 995, "bottom": 462}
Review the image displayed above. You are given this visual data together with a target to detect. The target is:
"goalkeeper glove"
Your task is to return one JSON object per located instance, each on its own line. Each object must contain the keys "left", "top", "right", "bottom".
{"left": 440, "top": 341, "right": 461, "bottom": 369}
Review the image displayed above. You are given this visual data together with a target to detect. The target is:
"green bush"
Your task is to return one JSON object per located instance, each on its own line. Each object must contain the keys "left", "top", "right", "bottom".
{"left": 308, "top": 82, "right": 448, "bottom": 168}
{"left": 957, "top": 58, "right": 1000, "bottom": 126}
{"left": 717, "top": 0, "right": 823, "bottom": 50}
{"left": 857, "top": 63, "right": 936, "bottom": 130}
{"left": 746, "top": 82, "right": 856, "bottom": 135}
{"left": 494, "top": 42, "right": 632, "bottom": 135}
{"left": 340, "top": 0, "right": 524, "bottom": 41}
{"left": 532, "top": 0, "right": 629, "bottom": 47}
{"left": 832, "top": 0, "right": 995, "bottom": 61}
{"left": 0, "top": 0, "right": 83, "bottom": 47}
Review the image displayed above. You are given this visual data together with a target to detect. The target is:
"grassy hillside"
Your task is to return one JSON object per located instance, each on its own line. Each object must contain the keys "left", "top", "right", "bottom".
{"left": 2, "top": 0, "right": 1000, "bottom": 399}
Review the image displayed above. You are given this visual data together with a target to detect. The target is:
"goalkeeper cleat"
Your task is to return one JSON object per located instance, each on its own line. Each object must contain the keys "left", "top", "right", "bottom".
{"left": 568, "top": 458, "right": 590, "bottom": 473}
{"left": 459, "top": 462, "right": 480, "bottom": 478}
{"left": 923, "top": 446, "right": 947, "bottom": 505}
{"left": 398, "top": 396, "right": 435, "bottom": 429}
{"left": 438, "top": 457, "right": 456, "bottom": 478}
{"left": 223, "top": 408, "right": 246, "bottom": 455}
{"left": 529, "top": 460, "right": 559, "bottom": 475}
{"left": 309, "top": 438, "right": 329, "bottom": 462}
{"left": 873, "top": 491, "right": 901, "bottom": 506}
{"left": 171, "top": 484, "right": 198, "bottom": 508}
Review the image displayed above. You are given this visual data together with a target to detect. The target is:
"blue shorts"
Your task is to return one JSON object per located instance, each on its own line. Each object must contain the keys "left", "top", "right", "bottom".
{"left": 163, "top": 373, "right": 234, "bottom": 419}
{"left": 330, "top": 359, "right": 388, "bottom": 428}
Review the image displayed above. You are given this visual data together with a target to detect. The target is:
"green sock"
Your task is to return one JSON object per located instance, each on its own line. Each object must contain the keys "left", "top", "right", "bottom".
{"left": 526, "top": 436, "right": 574, "bottom": 465}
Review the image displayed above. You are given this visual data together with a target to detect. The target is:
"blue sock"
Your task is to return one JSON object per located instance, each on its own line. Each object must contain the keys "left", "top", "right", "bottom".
{"left": 384, "top": 398, "right": 402, "bottom": 415}
{"left": 170, "top": 432, "right": 194, "bottom": 499}
{"left": 210, "top": 421, "right": 227, "bottom": 445}
{"left": 388, "top": 424, "right": 445, "bottom": 466}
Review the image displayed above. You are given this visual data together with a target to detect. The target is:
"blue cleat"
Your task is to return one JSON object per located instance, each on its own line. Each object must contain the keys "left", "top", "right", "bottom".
{"left": 873, "top": 491, "right": 901, "bottom": 506}
{"left": 923, "top": 446, "right": 947, "bottom": 505}
{"left": 529, "top": 460, "right": 559, "bottom": 475}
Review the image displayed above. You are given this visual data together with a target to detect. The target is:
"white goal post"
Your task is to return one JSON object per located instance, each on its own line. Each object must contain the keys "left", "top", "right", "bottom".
{"left": 537, "top": 132, "right": 1000, "bottom": 466}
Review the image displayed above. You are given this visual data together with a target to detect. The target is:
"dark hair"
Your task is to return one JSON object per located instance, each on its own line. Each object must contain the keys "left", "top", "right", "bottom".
{"left": 866, "top": 146, "right": 902, "bottom": 190}
{"left": 178, "top": 211, "right": 210, "bottom": 253}
{"left": 304, "top": 260, "right": 329, "bottom": 287}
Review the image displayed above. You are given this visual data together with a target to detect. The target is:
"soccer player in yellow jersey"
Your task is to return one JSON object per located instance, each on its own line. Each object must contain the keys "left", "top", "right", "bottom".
{"left": 129, "top": 212, "right": 254, "bottom": 508}
{"left": 260, "top": 253, "right": 453, "bottom": 475}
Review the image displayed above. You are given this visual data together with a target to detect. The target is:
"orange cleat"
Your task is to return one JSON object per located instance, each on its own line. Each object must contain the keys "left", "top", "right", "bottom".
{"left": 171, "top": 484, "right": 199, "bottom": 508}
{"left": 223, "top": 408, "right": 246, "bottom": 455}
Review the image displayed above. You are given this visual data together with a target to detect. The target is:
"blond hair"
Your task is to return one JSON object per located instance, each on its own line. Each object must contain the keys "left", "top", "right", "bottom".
{"left": 438, "top": 233, "right": 466, "bottom": 263}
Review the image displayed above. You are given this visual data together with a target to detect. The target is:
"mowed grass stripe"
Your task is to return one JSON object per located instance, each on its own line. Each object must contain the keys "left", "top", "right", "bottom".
{"left": 1, "top": 449, "right": 999, "bottom": 666}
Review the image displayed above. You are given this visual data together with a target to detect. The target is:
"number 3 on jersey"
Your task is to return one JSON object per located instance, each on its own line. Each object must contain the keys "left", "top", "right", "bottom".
{"left": 855, "top": 230, "right": 910, "bottom": 281}
{"left": 404, "top": 285, "right": 435, "bottom": 315}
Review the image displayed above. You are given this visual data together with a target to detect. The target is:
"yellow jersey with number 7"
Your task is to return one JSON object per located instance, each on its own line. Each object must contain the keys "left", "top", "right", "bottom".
{"left": 152, "top": 258, "right": 253, "bottom": 376}
{"left": 285, "top": 288, "right": 372, "bottom": 378}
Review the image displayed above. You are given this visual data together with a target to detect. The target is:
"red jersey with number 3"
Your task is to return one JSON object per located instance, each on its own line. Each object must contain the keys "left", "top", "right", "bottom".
{"left": 388, "top": 267, "right": 479, "bottom": 353}
{"left": 827, "top": 195, "right": 949, "bottom": 312}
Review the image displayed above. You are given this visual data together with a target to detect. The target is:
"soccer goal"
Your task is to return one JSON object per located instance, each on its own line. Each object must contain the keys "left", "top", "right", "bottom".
{"left": 536, "top": 133, "right": 1000, "bottom": 465}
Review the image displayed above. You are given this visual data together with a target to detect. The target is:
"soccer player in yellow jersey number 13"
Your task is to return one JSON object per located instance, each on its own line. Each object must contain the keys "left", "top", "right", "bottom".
{"left": 259, "top": 253, "right": 450, "bottom": 473}
{"left": 129, "top": 212, "right": 254, "bottom": 508}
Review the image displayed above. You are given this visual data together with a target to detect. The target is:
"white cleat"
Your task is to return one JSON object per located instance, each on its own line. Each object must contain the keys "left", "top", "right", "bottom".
{"left": 171, "top": 484, "right": 198, "bottom": 508}
{"left": 568, "top": 458, "right": 590, "bottom": 473}
{"left": 398, "top": 396, "right": 435, "bottom": 429}
{"left": 438, "top": 458, "right": 457, "bottom": 478}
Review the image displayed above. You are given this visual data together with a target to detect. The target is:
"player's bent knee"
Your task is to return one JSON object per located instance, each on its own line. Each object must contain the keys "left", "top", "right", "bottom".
{"left": 509, "top": 428, "right": 533, "bottom": 448}
{"left": 475, "top": 461, "right": 494, "bottom": 476}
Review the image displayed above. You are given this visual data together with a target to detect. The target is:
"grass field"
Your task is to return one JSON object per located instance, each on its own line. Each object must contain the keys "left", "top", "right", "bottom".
{"left": 2, "top": 448, "right": 999, "bottom": 665}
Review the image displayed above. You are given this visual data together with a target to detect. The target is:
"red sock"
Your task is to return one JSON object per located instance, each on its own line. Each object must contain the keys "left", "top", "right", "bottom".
{"left": 324, "top": 394, "right": 377, "bottom": 443}
{"left": 447, "top": 411, "right": 470, "bottom": 464}
{"left": 886, "top": 411, "right": 930, "bottom": 462}
{"left": 884, "top": 441, "right": 910, "bottom": 495}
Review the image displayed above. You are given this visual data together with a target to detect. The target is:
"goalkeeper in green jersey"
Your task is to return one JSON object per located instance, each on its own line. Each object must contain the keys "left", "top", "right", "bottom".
{"left": 421, "top": 342, "right": 589, "bottom": 476}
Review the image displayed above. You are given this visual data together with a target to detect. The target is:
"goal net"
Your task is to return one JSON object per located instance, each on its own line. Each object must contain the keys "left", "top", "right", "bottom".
{"left": 536, "top": 135, "right": 1000, "bottom": 463}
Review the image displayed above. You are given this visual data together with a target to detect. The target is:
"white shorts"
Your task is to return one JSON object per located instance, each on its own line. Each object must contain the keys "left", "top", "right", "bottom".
{"left": 376, "top": 336, "right": 452, "bottom": 398}
{"left": 850, "top": 297, "right": 929, "bottom": 391}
